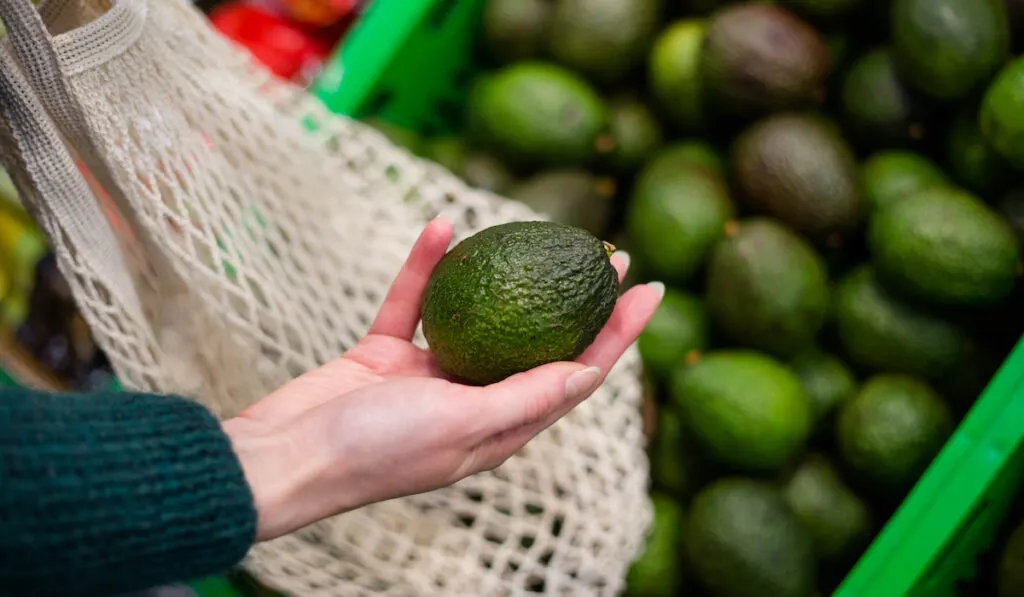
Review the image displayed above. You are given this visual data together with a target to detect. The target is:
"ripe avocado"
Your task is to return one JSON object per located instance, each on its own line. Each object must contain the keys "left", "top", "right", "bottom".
{"left": 732, "top": 113, "right": 864, "bottom": 240}
{"left": 506, "top": 169, "right": 615, "bottom": 236}
{"left": 684, "top": 478, "right": 816, "bottom": 597}
{"left": 891, "top": 0, "right": 1010, "bottom": 101}
{"left": 547, "top": 0, "right": 664, "bottom": 85}
{"left": 603, "top": 96, "right": 665, "bottom": 173}
{"left": 782, "top": 454, "right": 872, "bottom": 563}
{"left": 466, "top": 62, "right": 608, "bottom": 169}
{"left": 648, "top": 19, "right": 707, "bottom": 132}
{"left": 626, "top": 161, "right": 735, "bottom": 284}
{"left": 834, "top": 266, "right": 969, "bottom": 378}
{"left": 670, "top": 350, "right": 813, "bottom": 472}
{"left": 840, "top": 48, "right": 925, "bottom": 147}
{"left": 705, "top": 219, "right": 830, "bottom": 356}
{"left": 480, "top": 0, "right": 552, "bottom": 64}
{"left": 638, "top": 288, "right": 709, "bottom": 382}
{"left": 980, "top": 57, "right": 1024, "bottom": 170}
{"left": 624, "top": 494, "right": 685, "bottom": 597}
{"left": 701, "top": 4, "right": 830, "bottom": 117}
{"left": 861, "top": 150, "right": 948, "bottom": 212}
{"left": 421, "top": 221, "right": 618, "bottom": 385}
{"left": 836, "top": 373, "right": 952, "bottom": 492}
{"left": 947, "top": 105, "right": 1010, "bottom": 197}
{"left": 789, "top": 348, "right": 858, "bottom": 425}
{"left": 868, "top": 186, "right": 1020, "bottom": 306}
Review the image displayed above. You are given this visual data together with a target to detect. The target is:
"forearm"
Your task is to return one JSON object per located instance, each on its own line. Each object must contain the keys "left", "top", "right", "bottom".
{"left": 0, "top": 388, "right": 257, "bottom": 597}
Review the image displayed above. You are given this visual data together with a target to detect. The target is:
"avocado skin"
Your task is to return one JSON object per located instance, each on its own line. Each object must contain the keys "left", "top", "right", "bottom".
{"left": 421, "top": 221, "right": 618, "bottom": 385}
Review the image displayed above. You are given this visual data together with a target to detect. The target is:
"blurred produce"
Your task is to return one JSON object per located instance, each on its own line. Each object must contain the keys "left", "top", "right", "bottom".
{"left": 354, "top": 0, "right": 1024, "bottom": 593}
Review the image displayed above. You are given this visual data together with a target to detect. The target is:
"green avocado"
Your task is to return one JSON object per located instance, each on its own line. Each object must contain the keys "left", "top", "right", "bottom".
{"left": 671, "top": 350, "right": 813, "bottom": 472}
{"left": 421, "top": 221, "right": 618, "bottom": 385}
{"left": 705, "top": 219, "right": 830, "bottom": 357}
{"left": 467, "top": 62, "right": 608, "bottom": 169}
{"left": 480, "top": 0, "right": 552, "bottom": 64}
{"left": 834, "top": 266, "right": 969, "bottom": 379}
{"left": 684, "top": 478, "right": 816, "bottom": 597}
{"left": 868, "top": 185, "right": 1020, "bottom": 306}
{"left": 506, "top": 169, "right": 616, "bottom": 236}
{"left": 891, "top": 0, "right": 1010, "bottom": 101}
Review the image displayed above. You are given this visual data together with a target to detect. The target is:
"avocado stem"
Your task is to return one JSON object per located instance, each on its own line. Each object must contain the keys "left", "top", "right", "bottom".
{"left": 603, "top": 241, "right": 617, "bottom": 258}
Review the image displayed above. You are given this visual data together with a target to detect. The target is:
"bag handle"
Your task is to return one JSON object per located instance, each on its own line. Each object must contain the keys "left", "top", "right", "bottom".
{"left": 0, "top": 0, "right": 146, "bottom": 320}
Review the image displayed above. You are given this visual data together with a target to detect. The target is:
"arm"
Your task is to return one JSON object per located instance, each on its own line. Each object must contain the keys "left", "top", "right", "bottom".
{"left": 0, "top": 387, "right": 257, "bottom": 597}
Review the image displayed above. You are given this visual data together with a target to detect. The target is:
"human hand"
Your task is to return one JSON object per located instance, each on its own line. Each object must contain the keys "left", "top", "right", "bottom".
{"left": 222, "top": 217, "right": 664, "bottom": 541}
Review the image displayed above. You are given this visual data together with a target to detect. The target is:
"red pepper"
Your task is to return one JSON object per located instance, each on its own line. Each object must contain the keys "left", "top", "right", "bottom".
{"left": 209, "top": 2, "right": 333, "bottom": 82}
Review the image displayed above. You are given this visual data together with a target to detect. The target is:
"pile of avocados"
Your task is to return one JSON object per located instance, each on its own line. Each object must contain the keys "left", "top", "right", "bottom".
{"left": 372, "top": 0, "right": 1024, "bottom": 595}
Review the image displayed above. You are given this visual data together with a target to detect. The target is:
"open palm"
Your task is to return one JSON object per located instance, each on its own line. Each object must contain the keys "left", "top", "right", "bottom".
{"left": 226, "top": 217, "right": 662, "bottom": 540}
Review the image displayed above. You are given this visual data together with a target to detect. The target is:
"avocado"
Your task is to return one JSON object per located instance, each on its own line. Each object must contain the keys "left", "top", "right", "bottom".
{"left": 648, "top": 19, "right": 707, "bottom": 132}
{"left": 506, "top": 169, "right": 615, "bottom": 235}
{"left": 701, "top": 4, "right": 830, "bottom": 117}
{"left": 997, "top": 519, "right": 1024, "bottom": 597}
{"left": 684, "top": 478, "right": 816, "bottom": 597}
{"left": 861, "top": 150, "right": 948, "bottom": 212}
{"left": 705, "top": 219, "right": 830, "bottom": 356}
{"left": 980, "top": 57, "right": 1024, "bottom": 170}
{"left": 782, "top": 454, "right": 872, "bottom": 563}
{"left": 836, "top": 373, "right": 952, "bottom": 492}
{"left": 779, "top": 0, "right": 863, "bottom": 19}
{"left": 671, "top": 350, "right": 813, "bottom": 472}
{"left": 459, "top": 151, "right": 517, "bottom": 193}
{"left": 789, "top": 348, "right": 858, "bottom": 425}
{"left": 603, "top": 96, "right": 665, "bottom": 173}
{"left": 547, "top": 0, "right": 664, "bottom": 85}
{"left": 732, "top": 113, "right": 864, "bottom": 241}
{"left": 421, "top": 221, "right": 618, "bottom": 385}
{"left": 480, "top": 0, "right": 552, "bottom": 64}
{"left": 466, "top": 62, "right": 608, "bottom": 169}
{"left": 638, "top": 289, "right": 709, "bottom": 382}
{"left": 835, "top": 266, "right": 969, "bottom": 378}
{"left": 840, "top": 48, "right": 925, "bottom": 147}
{"left": 625, "top": 494, "right": 685, "bottom": 597}
{"left": 891, "top": 0, "right": 1010, "bottom": 101}
{"left": 650, "top": 408, "right": 706, "bottom": 501}
{"left": 999, "top": 186, "right": 1024, "bottom": 244}
{"left": 626, "top": 161, "right": 735, "bottom": 284}
{"left": 947, "top": 105, "right": 1010, "bottom": 197}
{"left": 868, "top": 185, "right": 1020, "bottom": 306}
{"left": 645, "top": 141, "right": 727, "bottom": 179}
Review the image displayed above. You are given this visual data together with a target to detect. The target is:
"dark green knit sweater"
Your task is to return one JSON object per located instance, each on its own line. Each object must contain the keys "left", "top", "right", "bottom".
{"left": 0, "top": 386, "right": 258, "bottom": 597}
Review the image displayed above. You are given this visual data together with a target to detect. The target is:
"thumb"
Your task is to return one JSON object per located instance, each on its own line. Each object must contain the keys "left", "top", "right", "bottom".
{"left": 472, "top": 362, "right": 603, "bottom": 438}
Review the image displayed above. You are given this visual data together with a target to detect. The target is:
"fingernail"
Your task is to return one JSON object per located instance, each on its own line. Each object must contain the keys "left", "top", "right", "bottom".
{"left": 612, "top": 250, "right": 631, "bottom": 272}
{"left": 647, "top": 281, "right": 665, "bottom": 300}
{"left": 565, "top": 366, "right": 602, "bottom": 402}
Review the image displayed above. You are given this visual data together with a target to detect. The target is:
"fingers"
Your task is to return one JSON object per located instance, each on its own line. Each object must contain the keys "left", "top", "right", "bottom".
{"left": 577, "top": 282, "right": 664, "bottom": 374}
{"left": 368, "top": 217, "right": 454, "bottom": 340}
{"left": 610, "top": 250, "right": 630, "bottom": 283}
{"left": 466, "top": 361, "right": 602, "bottom": 440}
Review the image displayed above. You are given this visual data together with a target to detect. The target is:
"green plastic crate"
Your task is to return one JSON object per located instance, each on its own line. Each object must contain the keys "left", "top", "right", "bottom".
{"left": 312, "top": 2, "right": 1024, "bottom": 596}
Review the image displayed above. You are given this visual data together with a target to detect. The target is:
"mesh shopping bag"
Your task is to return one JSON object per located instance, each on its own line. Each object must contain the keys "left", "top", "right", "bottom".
{"left": 0, "top": 0, "right": 652, "bottom": 595}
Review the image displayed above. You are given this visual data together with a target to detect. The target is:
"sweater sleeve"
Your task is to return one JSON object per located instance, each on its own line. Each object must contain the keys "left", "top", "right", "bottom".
{"left": 0, "top": 387, "right": 258, "bottom": 597}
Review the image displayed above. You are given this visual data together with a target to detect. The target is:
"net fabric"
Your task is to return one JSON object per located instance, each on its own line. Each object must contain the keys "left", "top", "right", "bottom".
{"left": 0, "top": 0, "right": 653, "bottom": 595}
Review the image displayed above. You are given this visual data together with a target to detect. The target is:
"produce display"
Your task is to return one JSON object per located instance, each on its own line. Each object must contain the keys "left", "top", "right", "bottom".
{"left": 364, "top": 0, "right": 1024, "bottom": 594}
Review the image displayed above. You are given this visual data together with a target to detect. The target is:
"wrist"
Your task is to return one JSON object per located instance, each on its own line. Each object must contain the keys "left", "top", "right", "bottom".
{"left": 221, "top": 417, "right": 322, "bottom": 541}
